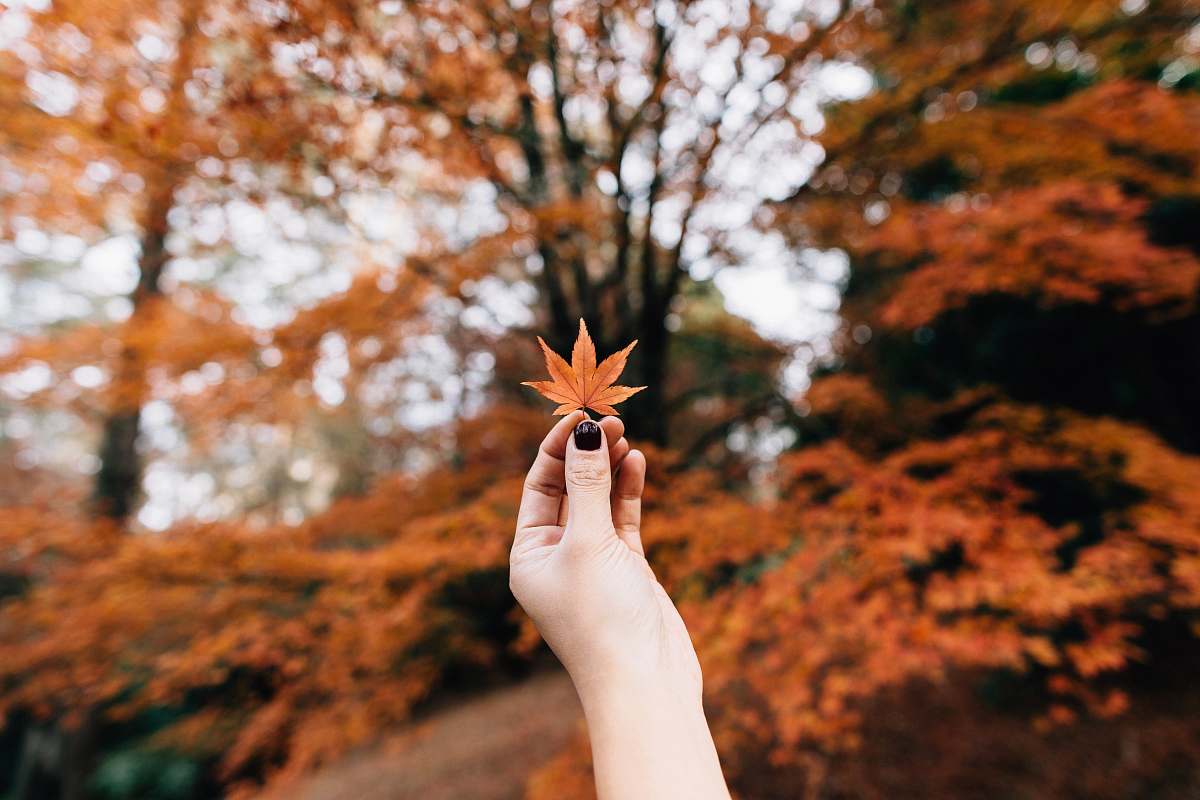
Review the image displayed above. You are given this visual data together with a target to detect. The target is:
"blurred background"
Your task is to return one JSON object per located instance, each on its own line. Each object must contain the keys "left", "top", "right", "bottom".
{"left": 2, "top": 0, "right": 1200, "bottom": 797}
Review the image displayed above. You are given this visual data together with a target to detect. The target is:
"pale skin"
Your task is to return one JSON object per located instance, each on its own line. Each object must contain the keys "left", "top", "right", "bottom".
{"left": 510, "top": 410, "right": 731, "bottom": 800}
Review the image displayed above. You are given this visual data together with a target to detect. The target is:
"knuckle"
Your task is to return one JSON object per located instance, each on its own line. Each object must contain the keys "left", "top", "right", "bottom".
{"left": 566, "top": 463, "right": 609, "bottom": 489}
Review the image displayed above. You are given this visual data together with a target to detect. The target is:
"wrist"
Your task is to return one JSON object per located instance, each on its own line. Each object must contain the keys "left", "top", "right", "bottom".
{"left": 572, "top": 662, "right": 703, "bottom": 719}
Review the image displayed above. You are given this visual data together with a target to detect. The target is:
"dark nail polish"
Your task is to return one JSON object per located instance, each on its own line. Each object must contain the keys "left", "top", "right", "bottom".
{"left": 574, "top": 420, "right": 601, "bottom": 451}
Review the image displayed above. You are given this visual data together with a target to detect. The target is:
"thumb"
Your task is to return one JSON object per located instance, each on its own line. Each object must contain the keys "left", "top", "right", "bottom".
{"left": 563, "top": 418, "right": 615, "bottom": 546}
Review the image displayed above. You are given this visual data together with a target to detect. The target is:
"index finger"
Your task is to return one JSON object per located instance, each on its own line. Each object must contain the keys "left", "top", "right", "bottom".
{"left": 516, "top": 410, "right": 585, "bottom": 533}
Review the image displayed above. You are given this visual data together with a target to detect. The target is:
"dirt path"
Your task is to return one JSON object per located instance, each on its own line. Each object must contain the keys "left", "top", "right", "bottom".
{"left": 275, "top": 671, "right": 581, "bottom": 800}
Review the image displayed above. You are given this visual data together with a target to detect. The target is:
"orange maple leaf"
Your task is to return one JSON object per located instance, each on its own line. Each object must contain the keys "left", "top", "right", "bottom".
{"left": 522, "top": 319, "right": 646, "bottom": 416}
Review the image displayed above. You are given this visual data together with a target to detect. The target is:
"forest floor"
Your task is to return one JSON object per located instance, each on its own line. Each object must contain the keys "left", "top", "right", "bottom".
{"left": 270, "top": 671, "right": 581, "bottom": 800}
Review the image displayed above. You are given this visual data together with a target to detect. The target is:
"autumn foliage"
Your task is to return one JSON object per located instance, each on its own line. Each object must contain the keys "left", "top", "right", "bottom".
{"left": 3, "top": 0, "right": 1200, "bottom": 798}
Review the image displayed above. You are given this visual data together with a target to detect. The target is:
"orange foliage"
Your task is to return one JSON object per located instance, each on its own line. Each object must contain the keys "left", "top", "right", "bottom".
{"left": 0, "top": 409, "right": 546, "bottom": 793}
{"left": 862, "top": 182, "right": 1200, "bottom": 330}
{"left": 525, "top": 401, "right": 1200, "bottom": 798}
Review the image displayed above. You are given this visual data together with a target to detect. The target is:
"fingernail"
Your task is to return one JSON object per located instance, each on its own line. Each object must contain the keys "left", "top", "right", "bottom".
{"left": 573, "top": 420, "right": 601, "bottom": 451}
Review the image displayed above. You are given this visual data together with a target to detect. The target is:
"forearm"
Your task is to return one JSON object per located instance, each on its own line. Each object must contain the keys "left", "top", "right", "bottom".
{"left": 577, "top": 673, "right": 730, "bottom": 800}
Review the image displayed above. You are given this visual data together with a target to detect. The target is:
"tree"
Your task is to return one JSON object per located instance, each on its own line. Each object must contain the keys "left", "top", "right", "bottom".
{"left": 272, "top": 0, "right": 878, "bottom": 441}
{"left": 1, "top": 0, "right": 343, "bottom": 523}
{"left": 0, "top": 0, "right": 404, "bottom": 792}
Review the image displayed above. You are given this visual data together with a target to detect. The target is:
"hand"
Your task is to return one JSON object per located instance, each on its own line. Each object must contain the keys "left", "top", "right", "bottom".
{"left": 510, "top": 411, "right": 729, "bottom": 800}
{"left": 509, "top": 411, "right": 702, "bottom": 701}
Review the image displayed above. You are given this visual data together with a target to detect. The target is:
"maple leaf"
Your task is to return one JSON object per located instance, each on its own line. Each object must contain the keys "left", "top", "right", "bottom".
{"left": 522, "top": 319, "right": 647, "bottom": 416}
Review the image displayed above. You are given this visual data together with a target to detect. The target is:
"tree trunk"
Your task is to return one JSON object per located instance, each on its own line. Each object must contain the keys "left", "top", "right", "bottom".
{"left": 12, "top": 723, "right": 59, "bottom": 800}
{"left": 626, "top": 307, "right": 670, "bottom": 445}
{"left": 13, "top": 713, "right": 99, "bottom": 800}
{"left": 59, "top": 714, "right": 98, "bottom": 800}
{"left": 92, "top": 410, "right": 142, "bottom": 521}
{"left": 90, "top": 178, "right": 174, "bottom": 522}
